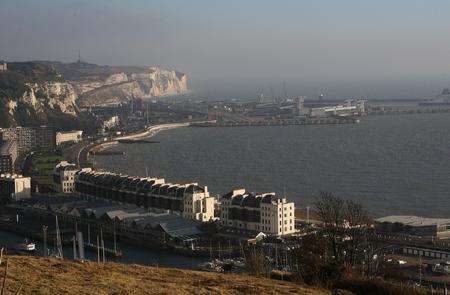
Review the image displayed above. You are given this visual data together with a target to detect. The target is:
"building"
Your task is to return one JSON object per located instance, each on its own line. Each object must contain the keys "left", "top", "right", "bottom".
{"left": 53, "top": 161, "right": 91, "bottom": 194}
{"left": 34, "top": 126, "right": 56, "bottom": 151}
{"left": 74, "top": 170, "right": 215, "bottom": 222}
{"left": 0, "top": 126, "right": 56, "bottom": 152}
{"left": 56, "top": 130, "right": 83, "bottom": 146}
{"left": 219, "top": 189, "right": 296, "bottom": 236}
{"left": 0, "top": 62, "right": 6, "bottom": 71}
{"left": 0, "top": 174, "right": 31, "bottom": 200}
{"left": 375, "top": 215, "right": 450, "bottom": 240}
{"left": 0, "top": 140, "right": 18, "bottom": 173}
{"left": 308, "top": 98, "right": 367, "bottom": 118}
{"left": 0, "top": 127, "right": 34, "bottom": 151}
{"left": 102, "top": 116, "right": 120, "bottom": 129}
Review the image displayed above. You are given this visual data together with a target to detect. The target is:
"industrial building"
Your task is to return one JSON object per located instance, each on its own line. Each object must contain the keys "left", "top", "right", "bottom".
{"left": 376, "top": 215, "right": 450, "bottom": 240}
{"left": 0, "top": 140, "right": 18, "bottom": 173}
{"left": 219, "top": 188, "right": 296, "bottom": 236}
{"left": 0, "top": 174, "right": 31, "bottom": 200}
{"left": 74, "top": 170, "right": 215, "bottom": 222}
{"left": 56, "top": 130, "right": 83, "bottom": 146}
{"left": 53, "top": 161, "right": 91, "bottom": 194}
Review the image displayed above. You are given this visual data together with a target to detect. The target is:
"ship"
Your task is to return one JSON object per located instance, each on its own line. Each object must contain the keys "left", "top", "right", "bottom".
{"left": 15, "top": 239, "right": 36, "bottom": 254}
{"left": 419, "top": 88, "right": 450, "bottom": 106}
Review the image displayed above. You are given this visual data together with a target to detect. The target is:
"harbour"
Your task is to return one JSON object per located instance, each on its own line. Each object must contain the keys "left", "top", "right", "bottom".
{"left": 94, "top": 112, "right": 450, "bottom": 218}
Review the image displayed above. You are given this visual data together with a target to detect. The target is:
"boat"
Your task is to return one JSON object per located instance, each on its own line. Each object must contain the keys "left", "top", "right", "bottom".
{"left": 83, "top": 242, "right": 123, "bottom": 258}
{"left": 419, "top": 88, "right": 450, "bottom": 106}
{"left": 15, "top": 239, "right": 36, "bottom": 253}
{"left": 198, "top": 259, "right": 246, "bottom": 273}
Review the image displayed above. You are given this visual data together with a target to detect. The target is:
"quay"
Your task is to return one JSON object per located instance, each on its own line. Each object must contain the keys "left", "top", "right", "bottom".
{"left": 191, "top": 117, "right": 359, "bottom": 128}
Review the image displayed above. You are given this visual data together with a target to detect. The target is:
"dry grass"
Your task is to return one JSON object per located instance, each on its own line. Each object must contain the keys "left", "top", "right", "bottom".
{"left": 0, "top": 256, "right": 329, "bottom": 295}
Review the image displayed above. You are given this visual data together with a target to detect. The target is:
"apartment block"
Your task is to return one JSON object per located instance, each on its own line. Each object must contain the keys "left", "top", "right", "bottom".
{"left": 220, "top": 189, "right": 296, "bottom": 236}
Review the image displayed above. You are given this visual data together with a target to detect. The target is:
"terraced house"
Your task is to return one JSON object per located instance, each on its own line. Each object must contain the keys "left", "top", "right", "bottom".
{"left": 220, "top": 189, "right": 296, "bottom": 236}
{"left": 74, "top": 170, "right": 215, "bottom": 222}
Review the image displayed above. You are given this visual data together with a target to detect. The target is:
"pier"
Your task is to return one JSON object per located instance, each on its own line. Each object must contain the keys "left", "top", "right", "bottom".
{"left": 191, "top": 117, "right": 359, "bottom": 128}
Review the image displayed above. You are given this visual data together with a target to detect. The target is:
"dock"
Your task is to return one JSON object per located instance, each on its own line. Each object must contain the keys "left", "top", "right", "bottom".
{"left": 191, "top": 117, "right": 359, "bottom": 128}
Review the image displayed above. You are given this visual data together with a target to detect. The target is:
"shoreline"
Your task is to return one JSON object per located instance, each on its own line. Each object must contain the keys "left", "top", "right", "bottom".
{"left": 88, "top": 122, "right": 191, "bottom": 155}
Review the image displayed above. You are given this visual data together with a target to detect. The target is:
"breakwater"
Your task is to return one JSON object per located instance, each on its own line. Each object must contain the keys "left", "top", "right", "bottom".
{"left": 191, "top": 117, "right": 359, "bottom": 128}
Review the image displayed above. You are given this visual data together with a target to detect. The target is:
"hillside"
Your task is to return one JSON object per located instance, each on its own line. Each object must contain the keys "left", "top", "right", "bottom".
{"left": 0, "top": 256, "right": 327, "bottom": 295}
{"left": 0, "top": 61, "right": 189, "bottom": 128}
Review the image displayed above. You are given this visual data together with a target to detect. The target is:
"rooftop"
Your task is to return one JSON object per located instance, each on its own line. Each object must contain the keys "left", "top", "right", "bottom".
{"left": 376, "top": 215, "right": 450, "bottom": 227}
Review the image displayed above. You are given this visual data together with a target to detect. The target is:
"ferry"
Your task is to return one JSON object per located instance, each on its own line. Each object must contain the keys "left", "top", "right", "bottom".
{"left": 419, "top": 88, "right": 450, "bottom": 106}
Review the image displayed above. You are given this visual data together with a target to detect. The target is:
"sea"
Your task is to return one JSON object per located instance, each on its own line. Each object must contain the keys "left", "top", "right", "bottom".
{"left": 94, "top": 112, "right": 450, "bottom": 218}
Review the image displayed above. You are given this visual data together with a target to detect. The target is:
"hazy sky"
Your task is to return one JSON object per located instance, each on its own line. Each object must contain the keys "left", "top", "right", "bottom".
{"left": 1, "top": 0, "right": 450, "bottom": 99}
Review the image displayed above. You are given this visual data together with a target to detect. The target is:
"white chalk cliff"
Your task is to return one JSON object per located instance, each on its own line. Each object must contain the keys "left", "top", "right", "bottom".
{"left": 75, "top": 67, "right": 189, "bottom": 107}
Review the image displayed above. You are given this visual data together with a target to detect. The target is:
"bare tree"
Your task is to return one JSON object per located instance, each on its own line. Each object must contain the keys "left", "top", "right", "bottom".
{"left": 315, "top": 192, "right": 347, "bottom": 262}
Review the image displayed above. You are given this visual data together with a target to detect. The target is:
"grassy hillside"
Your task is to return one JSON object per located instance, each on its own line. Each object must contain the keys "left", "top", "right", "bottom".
{"left": 1, "top": 256, "right": 328, "bottom": 295}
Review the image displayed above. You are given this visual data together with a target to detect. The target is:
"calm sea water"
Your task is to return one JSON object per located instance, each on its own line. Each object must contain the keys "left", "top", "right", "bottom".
{"left": 95, "top": 113, "right": 450, "bottom": 218}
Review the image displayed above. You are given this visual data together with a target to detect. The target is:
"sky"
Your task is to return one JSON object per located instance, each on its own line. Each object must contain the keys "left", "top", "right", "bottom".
{"left": 1, "top": 0, "right": 450, "bottom": 99}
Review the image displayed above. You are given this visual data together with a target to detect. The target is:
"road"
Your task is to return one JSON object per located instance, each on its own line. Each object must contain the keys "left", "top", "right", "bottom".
{"left": 62, "top": 140, "right": 92, "bottom": 167}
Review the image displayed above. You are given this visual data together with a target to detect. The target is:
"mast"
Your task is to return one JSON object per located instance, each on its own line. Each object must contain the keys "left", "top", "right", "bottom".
{"left": 87, "top": 224, "right": 91, "bottom": 245}
{"left": 100, "top": 227, "right": 105, "bottom": 262}
{"left": 42, "top": 225, "right": 48, "bottom": 257}
{"left": 113, "top": 220, "right": 117, "bottom": 253}
{"left": 73, "top": 236, "right": 77, "bottom": 260}
{"left": 102, "top": 239, "right": 106, "bottom": 263}
{"left": 96, "top": 235, "right": 100, "bottom": 263}
{"left": 77, "top": 231, "right": 85, "bottom": 261}
{"left": 55, "top": 215, "right": 63, "bottom": 259}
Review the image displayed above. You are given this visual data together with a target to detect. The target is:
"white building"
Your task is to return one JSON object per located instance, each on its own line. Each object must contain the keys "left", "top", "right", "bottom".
{"left": 181, "top": 184, "right": 215, "bottom": 222}
{"left": 56, "top": 130, "right": 83, "bottom": 146}
{"left": 220, "top": 189, "right": 296, "bottom": 236}
{"left": 103, "top": 116, "right": 120, "bottom": 129}
{"left": 0, "top": 174, "right": 31, "bottom": 200}
{"left": 309, "top": 98, "right": 367, "bottom": 118}
{"left": 53, "top": 161, "right": 91, "bottom": 194}
{"left": 74, "top": 170, "right": 215, "bottom": 222}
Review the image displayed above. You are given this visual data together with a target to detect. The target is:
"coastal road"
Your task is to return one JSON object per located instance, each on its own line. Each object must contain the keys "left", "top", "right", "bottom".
{"left": 62, "top": 140, "right": 92, "bottom": 167}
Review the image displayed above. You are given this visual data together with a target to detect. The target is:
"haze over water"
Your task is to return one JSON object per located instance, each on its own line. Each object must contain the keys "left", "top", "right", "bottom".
{"left": 95, "top": 113, "right": 450, "bottom": 218}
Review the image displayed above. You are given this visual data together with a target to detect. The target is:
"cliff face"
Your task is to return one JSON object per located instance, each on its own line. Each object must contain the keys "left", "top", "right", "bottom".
{"left": 0, "top": 61, "right": 189, "bottom": 128}
{"left": 22, "top": 82, "right": 78, "bottom": 115}
{"left": 75, "top": 66, "right": 189, "bottom": 107}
